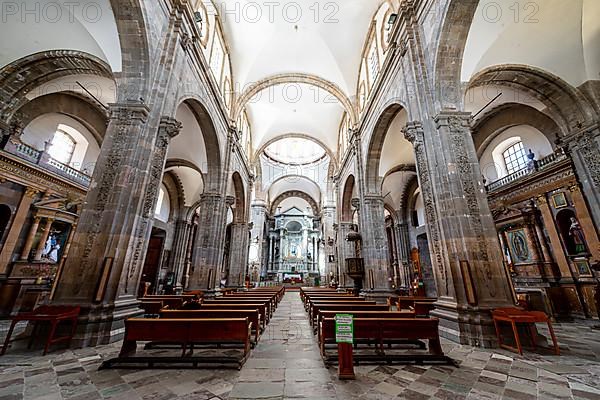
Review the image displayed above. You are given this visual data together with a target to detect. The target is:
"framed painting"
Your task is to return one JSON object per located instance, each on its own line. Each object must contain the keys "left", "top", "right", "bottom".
{"left": 552, "top": 192, "right": 568, "bottom": 209}
{"left": 506, "top": 228, "right": 533, "bottom": 264}
{"left": 574, "top": 259, "right": 592, "bottom": 276}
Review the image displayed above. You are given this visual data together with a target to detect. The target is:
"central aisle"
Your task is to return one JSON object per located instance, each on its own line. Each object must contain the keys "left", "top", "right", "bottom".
{"left": 229, "top": 291, "right": 337, "bottom": 399}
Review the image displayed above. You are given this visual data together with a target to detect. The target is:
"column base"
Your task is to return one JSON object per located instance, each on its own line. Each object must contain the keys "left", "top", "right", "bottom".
{"left": 431, "top": 299, "right": 500, "bottom": 348}
{"left": 67, "top": 298, "right": 143, "bottom": 348}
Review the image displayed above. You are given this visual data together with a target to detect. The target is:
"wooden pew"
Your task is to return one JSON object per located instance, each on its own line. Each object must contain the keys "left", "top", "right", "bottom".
{"left": 202, "top": 299, "right": 273, "bottom": 319}
{"left": 199, "top": 303, "right": 268, "bottom": 326}
{"left": 309, "top": 300, "right": 376, "bottom": 324}
{"left": 221, "top": 295, "right": 277, "bottom": 310}
{"left": 304, "top": 296, "right": 366, "bottom": 312}
{"left": 388, "top": 296, "right": 436, "bottom": 310}
{"left": 138, "top": 300, "right": 163, "bottom": 317}
{"left": 99, "top": 318, "right": 252, "bottom": 369}
{"left": 316, "top": 310, "right": 415, "bottom": 342}
{"left": 310, "top": 303, "right": 385, "bottom": 327}
{"left": 160, "top": 309, "right": 262, "bottom": 343}
{"left": 319, "top": 317, "right": 455, "bottom": 366}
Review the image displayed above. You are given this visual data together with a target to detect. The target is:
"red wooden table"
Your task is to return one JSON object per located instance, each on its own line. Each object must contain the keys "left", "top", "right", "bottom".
{"left": 1, "top": 305, "right": 80, "bottom": 355}
{"left": 492, "top": 307, "right": 559, "bottom": 356}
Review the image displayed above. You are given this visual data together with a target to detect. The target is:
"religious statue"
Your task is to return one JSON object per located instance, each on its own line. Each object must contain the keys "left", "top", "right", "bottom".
{"left": 41, "top": 232, "right": 61, "bottom": 263}
{"left": 569, "top": 217, "right": 587, "bottom": 254}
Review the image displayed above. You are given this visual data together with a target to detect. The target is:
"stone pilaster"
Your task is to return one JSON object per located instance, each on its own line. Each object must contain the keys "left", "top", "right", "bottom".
{"left": 336, "top": 222, "right": 356, "bottom": 288}
{"left": 51, "top": 104, "right": 182, "bottom": 346}
{"left": 404, "top": 114, "right": 514, "bottom": 347}
{"left": 248, "top": 200, "right": 268, "bottom": 280}
{"left": 395, "top": 222, "right": 411, "bottom": 287}
{"left": 567, "top": 126, "right": 600, "bottom": 227}
{"left": 0, "top": 188, "right": 38, "bottom": 274}
{"left": 227, "top": 223, "right": 250, "bottom": 287}
{"left": 322, "top": 205, "right": 337, "bottom": 284}
{"left": 190, "top": 192, "right": 228, "bottom": 290}
{"left": 169, "top": 217, "right": 192, "bottom": 289}
{"left": 360, "top": 195, "right": 392, "bottom": 296}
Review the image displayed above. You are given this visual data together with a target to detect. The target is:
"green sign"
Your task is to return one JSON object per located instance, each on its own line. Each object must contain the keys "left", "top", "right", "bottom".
{"left": 335, "top": 314, "right": 354, "bottom": 344}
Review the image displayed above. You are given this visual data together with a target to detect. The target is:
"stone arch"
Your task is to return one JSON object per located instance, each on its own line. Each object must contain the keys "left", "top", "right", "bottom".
{"left": 472, "top": 103, "right": 562, "bottom": 157}
{"left": 365, "top": 102, "right": 407, "bottom": 194}
{"left": 231, "top": 172, "right": 246, "bottom": 223}
{"left": 233, "top": 73, "right": 358, "bottom": 125}
{"left": 468, "top": 65, "right": 597, "bottom": 133}
{"left": 0, "top": 50, "right": 113, "bottom": 122}
{"left": 178, "top": 98, "right": 223, "bottom": 193}
{"left": 270, "top": 191, "right": 320, "bottom": 215}
{"left": 15, "top": 92, "right": 108, "bottom": 146}
{"left": 341, "top": 174, "right": 355, "bottom": 222}
{"left": 254, "top": 133, "right": 335, "bottom": 163}
{"left": 433, "top": 0, "right": 482, "bottom": 110}
{"left": 108, "top": 0, "right": 150, "bottom": 100}
{"left": 162, "top": 171, "right": 185, "bottom": 222}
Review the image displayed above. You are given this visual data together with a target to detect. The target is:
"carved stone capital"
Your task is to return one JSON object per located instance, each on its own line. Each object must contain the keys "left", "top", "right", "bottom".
{"left": 158, "top": 116, "right": 182, "bottom": 139}
{"left": 24, "top": 188, "right": 39, "bottom": 198}
{"left": 402, "top": 121, "right": 424, "bottom": 145}
{"left": 108, "top": 100, "right": 150, "bottom": 124}
{"left": 225, "top": 195, "right": 236, "bottom": 206}
{"left": 434, "top": 111, "right": 471, "bottom": 132}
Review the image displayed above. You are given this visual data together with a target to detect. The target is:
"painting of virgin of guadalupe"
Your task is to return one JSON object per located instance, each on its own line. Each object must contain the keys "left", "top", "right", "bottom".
{"left": 507, "top": 228, "right": 533, "bottom": 264}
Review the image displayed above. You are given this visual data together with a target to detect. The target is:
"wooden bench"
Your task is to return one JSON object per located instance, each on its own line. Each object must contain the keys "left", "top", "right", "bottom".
{"left": 202, "top": 299, "right": 272, "bottom": 319}
{"left": 220, "top": 295, "right": 277, "bottom": 310}
{"left": 160, "top": 309, "right": 262, "bottom": 343}
{"left": 199, "top": 303, "right": 268, "bottom": 326}
{"left": 1, "top": 305, "right": 80, "bottom": 356}
{"left": 310, "top": 303, "right": 386, "bottom": 327}
{"left": 319, "top": 317, "right": 455, "bottom": 366}
{"left": 309, "top": 301, "right": 376, "bottom": 324}
{"left": 316, "top": 310, "right": 415, "bottom": 342}
{"left": 141, "top": 297, "right": 185, "bottom": 310}
{"left": 388, "top": 296, "right": 437, "bottom": 310}
{"left": 138, "top": 300, "right": 163, "bottom": 317}
{"left": 100, "top": 318, "right": 252, "bottom": 370}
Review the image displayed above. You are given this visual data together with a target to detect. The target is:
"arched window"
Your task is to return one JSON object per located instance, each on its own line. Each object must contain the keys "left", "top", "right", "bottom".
{"left": 48, "top": 130, "right": 76, "bottom": 165}
{"left": 502, "top": 141, "right": 528, "bottom": 174}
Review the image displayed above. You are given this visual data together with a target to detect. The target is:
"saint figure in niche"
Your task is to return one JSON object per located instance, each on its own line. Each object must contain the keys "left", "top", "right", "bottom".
{"left": 569, "top": 217, "right": 587, "bottom": 254}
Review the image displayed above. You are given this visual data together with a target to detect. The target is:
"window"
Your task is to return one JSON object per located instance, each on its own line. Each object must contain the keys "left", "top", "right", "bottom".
{"left": 367, "top": 40, "right": 379, "bottom": 83}
{"left": 210, "top": 35, "right": 224, "bottom": 82}
{"left": 155, "top": 188, "right": 165, "bottom": 216}
{"left": 48, "top": 130, "right": 75, "bottom": 165}
{"left": 503, "top": 141, "right": 528, "bottom": 174}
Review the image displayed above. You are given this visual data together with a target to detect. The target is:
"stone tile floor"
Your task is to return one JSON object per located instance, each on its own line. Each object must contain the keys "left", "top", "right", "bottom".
{"left": 0, "top": 292, "right": 600, "bottom": 399}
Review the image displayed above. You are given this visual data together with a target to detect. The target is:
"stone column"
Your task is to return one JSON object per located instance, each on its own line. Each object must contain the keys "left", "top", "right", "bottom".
{"left": 52, "top": 105, "right": 181, "bottom": 346}
{"left": 359, "top": 195, "right": 392, "bottom": 296}
{"left": 404, "top": 114, "right": 514, "bottom": 347}
{"left": 19, "top": 216, "right": 41, "bottom": 261}
{"left": 322, "top": 205, "right": 337, "bottom": 283}
{"left": 337, "top": 222, "right": 356, "bottom": 288}
{"left": 249, "top": 200, "right": 268, "bottom": 277}
{"left": 34, "top": 218, "right": 54, "bottom": 261}
{"left": 190, "top": 192, "right": 228, "bottom": 290}
{"left": 0, "top": 188, "right": 38, "bottom": 273}
{"left": 227, "top": 223, "right": 250, "bottom": 287}
{"left": 535, "top": 195, "right": 572, "bottom": 278}
{"left": 567, "top": 127, "right": 600, "bottom": 227}
{"left": 169, "top": 217, "right": 191, "bottom": 289}
{"left": 395, "top": 222, "right": 411, "bottom": 287}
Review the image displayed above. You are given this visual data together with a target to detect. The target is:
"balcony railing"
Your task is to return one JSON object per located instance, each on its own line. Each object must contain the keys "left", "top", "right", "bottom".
{"left": 486, "top": 149, "right": 568, "bottom": 192}
{"left": 3, "top": 136, "right": 91, "bottom": 187}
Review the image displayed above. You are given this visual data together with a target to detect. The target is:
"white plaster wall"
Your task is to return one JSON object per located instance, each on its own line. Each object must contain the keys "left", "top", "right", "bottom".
{"left": 479, "top": 124, "right": 554, "bottom": 182}
{"left": 22, "top": 113, "right": 100, "bottom": 172}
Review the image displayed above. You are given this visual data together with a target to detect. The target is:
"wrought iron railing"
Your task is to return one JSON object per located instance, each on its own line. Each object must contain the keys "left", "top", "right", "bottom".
{"left": 486, "top": 149, "right": 567, "bottom": 192}
{"left": 3, "top": 136, "right": 91, "bottom": 187}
